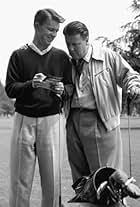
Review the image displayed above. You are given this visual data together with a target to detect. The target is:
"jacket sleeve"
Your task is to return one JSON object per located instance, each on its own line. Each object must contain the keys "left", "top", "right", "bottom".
{"left": 112, "top": 52, "right": 140, "bottom": 92}
{"left": 5, "top": 51, "right": 32, "bottom": 99}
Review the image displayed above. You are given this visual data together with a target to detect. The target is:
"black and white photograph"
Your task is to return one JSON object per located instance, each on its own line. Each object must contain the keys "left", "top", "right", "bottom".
{"left": 0, "top": 1, "right": 140, "bottom": 207}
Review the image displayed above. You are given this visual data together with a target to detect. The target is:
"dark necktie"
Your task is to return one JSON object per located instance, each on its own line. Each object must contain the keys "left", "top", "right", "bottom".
{"left": 72, "top": 59, "right": 85, "bottom": 76}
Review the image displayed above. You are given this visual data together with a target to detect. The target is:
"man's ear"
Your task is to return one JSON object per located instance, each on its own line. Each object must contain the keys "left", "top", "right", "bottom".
{"left": 34, "top": 22, "right": 40, "bottom": 31}
{"left": 86, "top": 37, "right": 89, "bottom": 44}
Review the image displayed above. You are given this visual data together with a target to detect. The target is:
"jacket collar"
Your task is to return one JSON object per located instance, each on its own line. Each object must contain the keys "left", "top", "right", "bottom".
{"left": 91, "top": 44, "right": 104, "bottom": 61}
{"left": 83, "top": 44, "right": 92, "bottom": 63}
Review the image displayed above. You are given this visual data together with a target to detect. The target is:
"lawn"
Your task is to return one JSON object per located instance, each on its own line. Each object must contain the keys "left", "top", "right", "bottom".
{"left": 0, "top": 116, "right": 140, "bottom": 207}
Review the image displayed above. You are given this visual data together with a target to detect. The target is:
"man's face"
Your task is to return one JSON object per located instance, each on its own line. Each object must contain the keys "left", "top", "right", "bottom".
{"left": 36, "top": 19, "right": 60, "bottom": 48}
{"left": 65, "top": 34, "right": 88, "bottom": 60}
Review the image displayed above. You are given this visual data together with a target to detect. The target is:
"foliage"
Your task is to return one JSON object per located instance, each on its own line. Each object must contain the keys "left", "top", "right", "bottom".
{"left": 0, "top": 81, "right": 15, "bottom": 117}
{"left": 95, "top": 0, "right": 140, "bottom": 116}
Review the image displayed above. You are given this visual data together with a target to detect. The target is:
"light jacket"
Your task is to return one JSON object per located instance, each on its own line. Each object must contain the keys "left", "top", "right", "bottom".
{"left": 72, "top": 44, "right": 140, "bottom": 131}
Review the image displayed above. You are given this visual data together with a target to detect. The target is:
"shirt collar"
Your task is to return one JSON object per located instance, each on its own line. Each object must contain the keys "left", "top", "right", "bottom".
{"left": 29, "top": 42, "right": 52, "bottom": 55}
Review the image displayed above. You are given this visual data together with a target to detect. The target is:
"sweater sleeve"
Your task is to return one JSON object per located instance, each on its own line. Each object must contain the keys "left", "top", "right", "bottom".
{"left": 5, "top": 51, "right": 32, "bottom": 99}
{"left": 62, "top": 54, "right": 73, "bottom": 100}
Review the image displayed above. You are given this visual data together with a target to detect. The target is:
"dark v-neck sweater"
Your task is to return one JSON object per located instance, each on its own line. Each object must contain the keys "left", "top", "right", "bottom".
{"left": 5, "top": 45, "right": 72, "bottom": 117}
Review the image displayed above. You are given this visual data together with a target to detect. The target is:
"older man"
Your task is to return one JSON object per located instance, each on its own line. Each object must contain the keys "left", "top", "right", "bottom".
{"left": 63, "top": 21, "right": 140, "bottom": 207}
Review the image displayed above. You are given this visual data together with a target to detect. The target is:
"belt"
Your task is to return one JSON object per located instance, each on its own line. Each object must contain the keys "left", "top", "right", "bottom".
{"left": 71, "top": 107, "right": 97, "bottom": 112}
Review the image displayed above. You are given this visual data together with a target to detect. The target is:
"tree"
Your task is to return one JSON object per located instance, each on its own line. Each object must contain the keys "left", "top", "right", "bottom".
{"left": 95, "top": 0, "right": 140, "bottom": 115}
{"left": 0, "top": 80, "right": 15, "bottom": 116}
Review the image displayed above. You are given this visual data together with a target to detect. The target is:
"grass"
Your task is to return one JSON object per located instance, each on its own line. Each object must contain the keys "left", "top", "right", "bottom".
{"left": 0, "top": 116, "right": 140, "bottom": 207}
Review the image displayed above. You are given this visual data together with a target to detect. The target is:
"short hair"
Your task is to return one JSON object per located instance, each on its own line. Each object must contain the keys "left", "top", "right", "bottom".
{"left": 63, "top": 21, "right": 89, "bottom": 40}
{"left": 34, "top": 8, "right": 65, "bottom": 26}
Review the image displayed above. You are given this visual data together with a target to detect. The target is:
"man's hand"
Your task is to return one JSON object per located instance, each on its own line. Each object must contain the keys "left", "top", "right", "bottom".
{"left": 32, "top": 73, "right": 64, "bottom": 96}
{"left": 128, "top": 87, "right": 140, "bottom": 103}
{"left": 32, "top": 73, "right": 46, "bottom": 88}
{"left": 51, "top": 81, "right": 64, "bottom": 96}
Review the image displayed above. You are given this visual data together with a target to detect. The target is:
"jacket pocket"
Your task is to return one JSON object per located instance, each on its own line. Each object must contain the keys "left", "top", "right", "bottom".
{"left": 95, "top": 67, "right": 112, "bottom": 87}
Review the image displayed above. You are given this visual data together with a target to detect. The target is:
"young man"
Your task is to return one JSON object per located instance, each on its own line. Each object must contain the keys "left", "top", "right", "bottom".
{"left": 5, "top": 8, "right": 72, "bottom": 207}
{"left": 63, "top": 21, "right": 140, "bottom": 206}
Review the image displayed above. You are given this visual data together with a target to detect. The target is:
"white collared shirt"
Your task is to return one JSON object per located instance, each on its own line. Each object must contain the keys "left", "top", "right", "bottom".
{"left": 29, "top": 42, "right": 52, "bottom": 55}
{"left": 71, "top": 44, "right": 96, "bottom": 109}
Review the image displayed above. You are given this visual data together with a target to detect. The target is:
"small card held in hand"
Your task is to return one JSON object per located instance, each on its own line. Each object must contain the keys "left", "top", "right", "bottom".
{"left": 40, "top": 75, "right": 62, "bottom": 91}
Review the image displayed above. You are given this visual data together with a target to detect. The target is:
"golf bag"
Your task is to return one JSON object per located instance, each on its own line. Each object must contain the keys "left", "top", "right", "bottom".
{"left": 68, "top": 166, "right": 140, "bottom": 206}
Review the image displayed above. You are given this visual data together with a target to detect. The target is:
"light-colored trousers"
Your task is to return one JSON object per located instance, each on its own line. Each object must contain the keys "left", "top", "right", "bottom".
{"left": 9, "top": 112, "right": 65, "bottom": 207}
